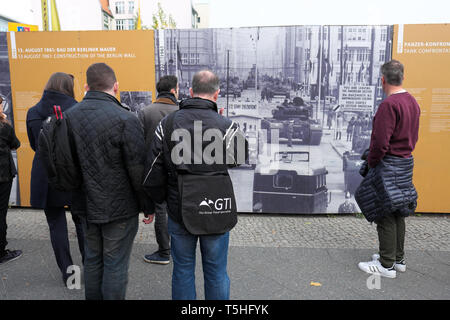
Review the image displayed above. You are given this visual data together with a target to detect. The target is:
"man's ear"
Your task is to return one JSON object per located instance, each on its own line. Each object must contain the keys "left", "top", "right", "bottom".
{"left": 189, "top": 88, "right": 194, "bottom": 98}
{"left": 212, "top": 89, "right": 220, "bottom": 102}
{"left": 113, "top": 82, "right": 119, "bottom": 95}
{"left": 84, "top": 84, "right": 89, "bottom": 92}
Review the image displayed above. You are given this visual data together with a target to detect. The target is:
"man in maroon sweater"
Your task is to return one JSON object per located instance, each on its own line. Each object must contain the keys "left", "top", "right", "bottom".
{"left": 358, "top": 60, "right": 420, "bottom": 278}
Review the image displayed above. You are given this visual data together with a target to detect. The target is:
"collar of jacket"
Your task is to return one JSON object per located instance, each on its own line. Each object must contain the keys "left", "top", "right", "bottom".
{"left": 155, "top": 92, "right": 178, "bottom": 105}
{"left": 83, "top": 90, "right": 128, "bottom": 111}
{"left": 179, "top": 97, "right": 218, "bottom": 112}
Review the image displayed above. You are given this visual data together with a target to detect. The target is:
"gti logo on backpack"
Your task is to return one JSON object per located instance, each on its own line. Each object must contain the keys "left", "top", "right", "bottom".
{"left": 199, "top": 197, "right": 233, "bottom": 215}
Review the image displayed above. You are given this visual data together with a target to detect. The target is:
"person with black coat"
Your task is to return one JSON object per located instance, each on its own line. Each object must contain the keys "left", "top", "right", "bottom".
{"left": 65, "top": 63, "right": 151, "bottom": 300}
{"left": 26, "top": 72, "right": 84, "bottom": 285}
{"left": 143, "top": 70, "right": 248, "bottom": 300}
{"left": 0, "top": 95, "right": 22, "bottom": 265}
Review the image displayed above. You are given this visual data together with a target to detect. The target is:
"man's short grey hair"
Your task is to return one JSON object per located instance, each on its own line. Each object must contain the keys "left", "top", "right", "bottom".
{"left": 192, "top": 70, "right": 220, "bottom": 95}
{"left": 381, "top": 60, "right": 404, "bottom": 86}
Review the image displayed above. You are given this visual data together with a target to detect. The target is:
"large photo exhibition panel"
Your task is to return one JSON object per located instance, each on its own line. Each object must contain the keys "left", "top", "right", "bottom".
{"left": 154, "top": 25, "right": 393, "bottom": 214}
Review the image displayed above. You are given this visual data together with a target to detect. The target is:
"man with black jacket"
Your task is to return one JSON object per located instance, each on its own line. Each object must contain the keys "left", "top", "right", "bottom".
{"left": 143, "top": 70, "right": 247, "bottom": 300}
{"left": 138, "top": 75, "right": 179, "bottom": 265}
{"left": 66, "top": 63, "right": 150, "bottom": 300}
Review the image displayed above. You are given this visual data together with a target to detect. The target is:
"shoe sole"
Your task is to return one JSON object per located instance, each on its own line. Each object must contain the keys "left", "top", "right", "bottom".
{"left": 0, "top": 252, "right": 23, "bottom": 266}
{"left": 143, "top": 257, "right": 170, "bottom": 265}
{"left": 358, "top": 264, "right": 397, "bottom": 279}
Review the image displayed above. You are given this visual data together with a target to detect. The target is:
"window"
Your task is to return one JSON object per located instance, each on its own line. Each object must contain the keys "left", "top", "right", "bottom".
{"left": 115, "top": 1, "right": 125, "bottom": 14}
{"left": 274, "top": 174, "right": 293, "bottom": 189}
{"left": 381, "top": 28, "right": 387, "bottom": 41}
{"left": 127, "top": 19, "right": 134, "bottom": 30}
{"left": 190, "top": 53, "right": 199, "bottom": 64}
{"left": 338, "top": 28, "right": 342, "bottom": 41}
{"left": 182, "top": 53, "right": 188, "bottom": 64}
{"left": 116, "top": 19, "right": 124, "bottom": 30}
{"left": 379, "top": 49, "right": 386, "bottom": 61}
{"left": 128, "top": 1, "right": 134, "bottom": 14}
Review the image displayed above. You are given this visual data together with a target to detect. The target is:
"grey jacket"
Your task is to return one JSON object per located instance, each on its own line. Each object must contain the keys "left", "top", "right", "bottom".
{"left": 137, "top": 92, "right": 178, "bottom": 151}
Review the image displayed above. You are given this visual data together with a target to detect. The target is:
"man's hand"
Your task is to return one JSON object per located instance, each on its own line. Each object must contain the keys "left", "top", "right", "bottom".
{"left": 143, "top": 213, "right": 154, "bottom": 224}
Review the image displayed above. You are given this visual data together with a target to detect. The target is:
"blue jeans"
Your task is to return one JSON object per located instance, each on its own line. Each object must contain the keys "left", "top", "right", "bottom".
{"left": 81, "top": 215, "right": 138, "bottom": 300}
{"left": 168, "top": 216, "right": 230, "bottom": 300}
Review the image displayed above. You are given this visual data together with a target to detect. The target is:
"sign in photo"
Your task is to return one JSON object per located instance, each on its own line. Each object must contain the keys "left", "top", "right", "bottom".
{"left": 339, "top": 85, "right": 375, "bottom": 113}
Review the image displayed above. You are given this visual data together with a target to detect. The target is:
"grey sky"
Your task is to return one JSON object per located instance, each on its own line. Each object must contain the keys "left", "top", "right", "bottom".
{"left": 207, "top": 0, "right": 450, "bottom": 28}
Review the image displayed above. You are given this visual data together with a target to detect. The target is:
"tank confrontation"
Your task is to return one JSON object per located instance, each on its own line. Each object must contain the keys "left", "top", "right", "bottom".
{"left": 261, "top": 96, "right": 323, "bottom": 145}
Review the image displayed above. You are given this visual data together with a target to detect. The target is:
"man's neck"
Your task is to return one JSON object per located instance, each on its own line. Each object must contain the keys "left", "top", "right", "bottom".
{"left": 193, "top": 94, "right": 216, "bottom": 102}
{"left": 386, "top": 86, "right": 405, "bottom": 97}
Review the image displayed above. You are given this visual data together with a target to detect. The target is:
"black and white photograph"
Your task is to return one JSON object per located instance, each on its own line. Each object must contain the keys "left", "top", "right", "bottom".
{"left": 154, "top": 25, "right": 393, "bottom": 214}
{"left": 0, "top": 32, "right": 20, "bottom": 206}
{"left": 120, "top": 91, "right": 153, "bottom": 114}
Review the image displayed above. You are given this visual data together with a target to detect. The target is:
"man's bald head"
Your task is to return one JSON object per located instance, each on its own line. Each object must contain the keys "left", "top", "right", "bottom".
{"left": 191, "top": 70, "right": 220, "bottom": 96}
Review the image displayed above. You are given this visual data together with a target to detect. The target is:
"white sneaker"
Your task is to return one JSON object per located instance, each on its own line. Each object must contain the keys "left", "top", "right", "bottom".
{"left": 358, "top": 259, "right": 397, "bottom": 278}
{"left": 394, "top": 259, "right": 406, "bottom": 272}
{"left": 372, "top": 254, "right": 406, "bottom": 272}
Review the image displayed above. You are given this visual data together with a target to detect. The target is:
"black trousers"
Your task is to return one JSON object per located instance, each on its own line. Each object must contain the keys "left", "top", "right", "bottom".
{"left": 0, "top": 181, "right": 13, "bottom": 254}
{"left": 376, "top": 211, "right": 406, "bottom": 268}
{"left": 44, "top": 207, "right": 85, "bottom": 280}
{"left": 154, "top": 201, "right": 170, "bottom": 257}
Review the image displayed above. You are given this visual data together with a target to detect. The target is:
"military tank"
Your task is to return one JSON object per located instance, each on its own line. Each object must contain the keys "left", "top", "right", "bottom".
{"left": 261, "top": 97, "right": 322, "bottom": 145}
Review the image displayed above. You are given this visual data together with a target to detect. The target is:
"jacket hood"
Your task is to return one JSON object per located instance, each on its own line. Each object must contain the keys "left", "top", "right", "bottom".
{"left": 36, "top": 90, "right": 77, "bottom": 118}
{"left": 179, "top": 97, "right": 218, "bottom": 112}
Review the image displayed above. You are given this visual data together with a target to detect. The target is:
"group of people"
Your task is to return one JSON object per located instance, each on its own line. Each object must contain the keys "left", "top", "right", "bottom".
{"left": 0, "top": 64, "right": 245, "bottom": 300}
{"left": 0, "top": 59, "right": 420, "bottom": 298}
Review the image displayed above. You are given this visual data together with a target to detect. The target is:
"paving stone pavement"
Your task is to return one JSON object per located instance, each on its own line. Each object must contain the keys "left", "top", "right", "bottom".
{"left": 6, "top": 208, "right": 450, "bottom": 251}
{"left": 1, "top": 208, "right": 449, "bottom": 300}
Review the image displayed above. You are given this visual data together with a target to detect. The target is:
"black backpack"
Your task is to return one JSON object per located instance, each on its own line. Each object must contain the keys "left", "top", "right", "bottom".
{"left": 163, "top": 112, "right": 238, "bottom": 235}
{"left": 38, "top": 105, "right": 82, "bottom": 191}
